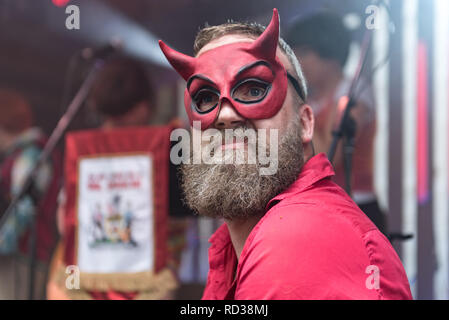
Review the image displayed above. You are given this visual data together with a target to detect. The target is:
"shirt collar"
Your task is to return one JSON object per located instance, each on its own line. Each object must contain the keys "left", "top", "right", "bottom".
{"left": 266, "top": 153, "right": 335, "bottom": 209}
{"left": 208, "top": 222, "right": 232, "bottom": 253}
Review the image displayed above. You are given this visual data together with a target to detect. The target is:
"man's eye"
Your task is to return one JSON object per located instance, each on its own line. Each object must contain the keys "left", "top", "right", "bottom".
{"left": 193, "top": 89, "right": 219, "bottom": 112}
{"left": 199, "top": 94, "right": 213, "bottom": 103}
{"left": 232, "top": 80, "right": 269, "bottom": 103}
{"left": 250, "top": 87, "right": 264, "bottom": 97}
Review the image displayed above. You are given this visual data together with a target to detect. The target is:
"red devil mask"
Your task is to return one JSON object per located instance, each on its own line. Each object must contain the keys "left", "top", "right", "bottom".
{"left": 159, "top": 9, "right": 289, "bottom": 129}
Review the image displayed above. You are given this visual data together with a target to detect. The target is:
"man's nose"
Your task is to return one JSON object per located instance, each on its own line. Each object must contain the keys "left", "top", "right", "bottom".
{"left": 214, "top": 98, "right": 246, "bottom": 129}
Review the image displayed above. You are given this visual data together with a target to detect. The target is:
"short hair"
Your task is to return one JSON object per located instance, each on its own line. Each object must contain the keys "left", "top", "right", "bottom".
{"left": 286, "top": 11, "right": 351, "bottom": 68}
{"left": 88, "top": 56, "right": 155, "bottom": 118}
{"left": 0, "top": 88, "right": 33, "bottom": 134}
{"left": 193, "top": 21, "right": 308, "bottom": 102}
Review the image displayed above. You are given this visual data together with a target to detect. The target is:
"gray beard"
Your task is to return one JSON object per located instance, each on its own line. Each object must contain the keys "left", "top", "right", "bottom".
{"left": 180, "top": 119, "right": 305, "bottom": 221}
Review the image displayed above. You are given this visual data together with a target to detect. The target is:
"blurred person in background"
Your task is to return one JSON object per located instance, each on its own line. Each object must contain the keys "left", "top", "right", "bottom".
{"left": 286, "top": 12, "right": 386, "bottom": 234}
{"left": 0, "top": 88, "right": 61, "bottom": 299}
{"left": 47, "top": 56, "right": 188, "bottom": 300}
{"left": 87, "top": 56, "right": 155, "bottom": 129}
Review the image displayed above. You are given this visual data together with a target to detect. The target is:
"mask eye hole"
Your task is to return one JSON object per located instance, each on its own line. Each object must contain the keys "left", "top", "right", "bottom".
{"left": 231, "top": 79, "right": 270, "bottom": 104}
{"left": 192, "top": 87, "right": 220, "bottom": 113}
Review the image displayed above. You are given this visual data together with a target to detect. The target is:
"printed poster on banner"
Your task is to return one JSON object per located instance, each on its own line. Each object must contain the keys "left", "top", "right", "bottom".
{"left": 76, "top": 154, "right": 154, "bottom": 274}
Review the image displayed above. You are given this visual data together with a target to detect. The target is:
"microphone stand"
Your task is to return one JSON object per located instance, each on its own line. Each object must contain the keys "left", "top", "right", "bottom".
{"left": 327, "top": 23, "right": 374, "bottom": 196}
{"left": 327, "top": 2, "right": 413, "bottom": 244}
{"left": 0, "top": 60, "right": 104, "bottom": 300}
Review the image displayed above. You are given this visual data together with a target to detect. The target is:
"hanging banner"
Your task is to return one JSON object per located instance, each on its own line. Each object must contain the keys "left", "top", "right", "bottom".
{"left": 56, "top": 126, "right": 176, "bottom": 298}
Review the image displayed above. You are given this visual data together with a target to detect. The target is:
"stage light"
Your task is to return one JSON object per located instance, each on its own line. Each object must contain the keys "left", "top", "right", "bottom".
{"left": 52, "top": 0, "right": 71, "bottom": 7}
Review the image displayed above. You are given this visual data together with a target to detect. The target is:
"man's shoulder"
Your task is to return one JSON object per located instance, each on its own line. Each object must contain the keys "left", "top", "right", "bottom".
{"left": 261, "top": 179, "right": 378, "bottom": 239}
{"left": 237, "top": 191, "right": 380, "bottom": 299}
{"left": 253, "top": 199, "right": 374, "bottom": 254}
{"left": 240, "top": 179, "right": 387, "bottom": 274}
{"left": 234, "top": 176, "right": 413, "bottom": 300}
{"left": 236, "top": 183, "right": 412, "bottom": 299}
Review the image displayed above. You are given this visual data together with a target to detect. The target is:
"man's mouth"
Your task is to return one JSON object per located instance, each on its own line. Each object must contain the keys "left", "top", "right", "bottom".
{"left": 221, "top": 141, "right": 246, "bottom": 150}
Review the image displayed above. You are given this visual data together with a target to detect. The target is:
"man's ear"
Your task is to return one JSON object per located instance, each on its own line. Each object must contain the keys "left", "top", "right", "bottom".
{"left": 299, "top": 104, "right": 314, "bottom": 144}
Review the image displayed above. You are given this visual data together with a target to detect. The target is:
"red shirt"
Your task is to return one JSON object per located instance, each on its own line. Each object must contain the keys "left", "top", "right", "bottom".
{"left": 202, "top": 154, "right": 412, "bottom": 300}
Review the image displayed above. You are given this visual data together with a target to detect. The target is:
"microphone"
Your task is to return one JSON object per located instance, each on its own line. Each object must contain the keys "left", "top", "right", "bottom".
{"left": 80, "top": 38, "right": 123, "bottom": 61}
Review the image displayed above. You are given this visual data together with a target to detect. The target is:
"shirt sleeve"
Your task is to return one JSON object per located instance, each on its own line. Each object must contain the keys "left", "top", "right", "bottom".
{"left": 234, "top": 204, "right": 381, "bottom": 300}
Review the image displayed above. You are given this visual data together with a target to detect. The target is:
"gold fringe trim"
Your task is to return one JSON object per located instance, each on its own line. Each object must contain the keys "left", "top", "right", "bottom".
{"left": 54, "top": 266, "right": 178, "bottom": 300}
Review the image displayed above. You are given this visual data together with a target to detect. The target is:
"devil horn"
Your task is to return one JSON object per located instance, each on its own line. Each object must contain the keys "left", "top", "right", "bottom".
{"left": 247, "top": 8, "right": 280, "bottom": 59}
{"left": 159, "top": 40, "right": 196, "bottom": 81}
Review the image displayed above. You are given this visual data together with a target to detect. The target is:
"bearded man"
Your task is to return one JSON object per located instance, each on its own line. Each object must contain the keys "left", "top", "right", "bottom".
{"left": 159, "top": 9, "right": 412, "bottom": 300}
